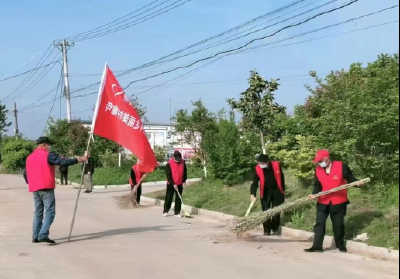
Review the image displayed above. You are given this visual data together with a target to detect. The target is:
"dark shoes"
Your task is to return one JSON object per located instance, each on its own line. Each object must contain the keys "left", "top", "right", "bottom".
{"left": 32, "top": 239, "right": 39, "bottom": 244}
{"left": 264, "top": 230, "right": 280, "bottom": 236}
{"left": 304, "top": 247, "right": 324, "bottom": 253}
{"left": 38, "top": 238, "right": 56, "bottom": 244}
{"left": 339, "top": 247, "right": 348, "bottom": 253}
{"left": 84, "top": 190, "right": 92, "bottom": 194}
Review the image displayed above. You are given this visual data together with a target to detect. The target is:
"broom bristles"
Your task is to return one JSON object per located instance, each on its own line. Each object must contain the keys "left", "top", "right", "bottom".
{"left": 230, "top": 178, "right": 370, "bottom": 236}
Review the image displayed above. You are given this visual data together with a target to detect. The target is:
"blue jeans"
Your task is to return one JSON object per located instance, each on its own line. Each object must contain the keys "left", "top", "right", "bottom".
{"left": 33, "top": 190, "right": 56, "bottom": 240}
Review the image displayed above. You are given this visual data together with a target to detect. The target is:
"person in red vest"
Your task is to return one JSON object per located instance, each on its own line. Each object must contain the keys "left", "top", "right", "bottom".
{"left": 129, "top": 163, "right": 148, "bottom": 205}
{"left": 304, "top": 150, "right": 364, "bottom": 253}
{"left": 24, "top": 137, "right": 87, "bottom": 244}
{"left": 163, "top": 151, "right": 188, "bottom": 217}
{"left": 251, "top": 154, "right": 286, "bottom": 236}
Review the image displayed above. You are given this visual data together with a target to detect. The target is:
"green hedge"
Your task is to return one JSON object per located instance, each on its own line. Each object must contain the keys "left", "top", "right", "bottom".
{"left": 59, "top": 163, "right": 203, "bottom": 186}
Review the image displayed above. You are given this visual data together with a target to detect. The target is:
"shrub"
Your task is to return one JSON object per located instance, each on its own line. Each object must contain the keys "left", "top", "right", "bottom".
{"left": 0, "top": 139, "right": 34, "bottom": 171}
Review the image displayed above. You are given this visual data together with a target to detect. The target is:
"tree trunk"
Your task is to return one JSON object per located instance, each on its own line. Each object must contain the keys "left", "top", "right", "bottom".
{"left": 260, "top": 131, "right": 266, "bottom": 154}
{"left": 202, "top": 158, "right": 208, "bottom": 179}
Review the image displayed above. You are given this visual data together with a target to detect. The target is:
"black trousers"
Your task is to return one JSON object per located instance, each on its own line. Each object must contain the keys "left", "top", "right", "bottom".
{"left": 60, "top": 171, "right": 68, "bottom": 185}
{"left": 313, "top": 204, "right": 347, "bottom": 250}
{"left": 164, "top": 184, "right": 183, "bottom": 215}
{"left": 261, "top": 199, "right": 281, "bottom": 233}
{"left": 130, "top": 185, "right": 142, "bottom": 204}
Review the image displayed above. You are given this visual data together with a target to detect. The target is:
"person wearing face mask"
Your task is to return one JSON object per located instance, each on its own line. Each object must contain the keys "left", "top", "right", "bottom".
{"left": 250, "top": 154, "right": 286, "bottom": 236}
{"left": 24, "top": 137, "right": 88, "bottom": 244}
{"left": 304, "top": 150, "right": 364, "bottom": 253}
{"left": 163, "top": 151, "right": 188, "bottom": 217}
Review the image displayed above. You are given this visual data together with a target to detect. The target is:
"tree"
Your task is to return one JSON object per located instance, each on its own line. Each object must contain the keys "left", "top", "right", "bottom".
{"left": 174, "top": 100, "right": 217, "bottom": 178}
{"left": 1, "top": 139, "right": 34, "bottom": 171}
{"left": 153, "top": 145, "right": 167, "bottom": 163}
{"left": 130, "top": 96, "right": 148, "bottom": 123}
{"left": 203, "top": 113, "right": 252, "bottom": 185}
{"left": 228, "top": 70, "right": 286, "bottom": 154}
{"left": 0, "top": 102, "right": 12, "bottom": 135}
{"left": 292, "top": 53, "right": 399, "bottom": 183}
{"left": 46, "top": 119, "right": 89, "bottom": 156}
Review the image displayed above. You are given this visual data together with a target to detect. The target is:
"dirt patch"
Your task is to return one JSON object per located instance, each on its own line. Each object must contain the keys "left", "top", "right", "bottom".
{"left": 116, "top": 195, "right": 148, "bottom": 210}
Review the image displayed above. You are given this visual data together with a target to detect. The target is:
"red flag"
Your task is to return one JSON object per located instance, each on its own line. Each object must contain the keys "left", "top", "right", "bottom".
{"left": 91, "top": 64, "right": 157, "bottom": 173}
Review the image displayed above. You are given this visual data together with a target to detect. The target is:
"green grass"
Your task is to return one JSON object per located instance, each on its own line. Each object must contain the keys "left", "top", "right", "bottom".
{"left": 0, "top": 167, "right": 19, "bottom": 174}
{"left": 58, "top": 163, "right": 204, "bottom": 186}
{"left": 148, "top": 170, "right": 399, "bottom": 249}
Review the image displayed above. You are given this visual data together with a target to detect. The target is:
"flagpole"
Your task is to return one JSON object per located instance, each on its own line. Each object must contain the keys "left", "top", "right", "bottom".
{"left": 67, "top": 63, "right": 108, "bottom": 242}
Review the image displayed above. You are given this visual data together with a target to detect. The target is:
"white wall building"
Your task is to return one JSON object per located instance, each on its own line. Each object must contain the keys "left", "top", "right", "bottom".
{"left": 80, "top": 120, "right": 195, "bottom": 161}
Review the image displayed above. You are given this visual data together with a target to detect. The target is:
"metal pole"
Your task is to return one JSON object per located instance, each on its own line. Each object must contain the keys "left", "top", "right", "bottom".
{"left": 13, "top": 102, "right": 19, "bottom": 139}
{"left": 68, "top": 138, "right": 91, "bottom": 242}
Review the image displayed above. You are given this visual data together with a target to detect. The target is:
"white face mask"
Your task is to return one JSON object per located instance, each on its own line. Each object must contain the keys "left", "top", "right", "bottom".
{"left": 319, "top": 162, "right": 328, "bottom": 168}
{"left": 259, "top": 164, "right": 268, "bottom": 169}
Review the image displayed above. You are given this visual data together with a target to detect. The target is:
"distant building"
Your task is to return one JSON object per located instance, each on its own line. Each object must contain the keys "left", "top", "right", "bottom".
{"left": 79, "top": 120, "right": 195, "bottom": 161}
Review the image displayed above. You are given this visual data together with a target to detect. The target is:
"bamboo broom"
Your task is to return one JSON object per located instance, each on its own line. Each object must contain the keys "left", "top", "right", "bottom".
{"left": 230, "top": 178, "right": 371, "bottom": 236}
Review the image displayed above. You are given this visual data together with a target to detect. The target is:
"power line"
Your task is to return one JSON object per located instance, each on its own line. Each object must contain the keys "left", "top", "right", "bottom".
{"left": 119, "top": 0, "right": 312, "bottom": 76}
{"left": 233, "top": 5, "right": 400, "bottom": 55}
{"left": 6, "top": 54, "right": 62, "bottom": 103}
{"left": 1, "top": 47, "right": 59, "bottom": 103}
{"left": 0, "top": 62, "right": 59, "bottom": 83}
{"left": 1, "top": 45, "right": 54, "bottom": 102}
{"left": 66, "top": 0, "right": 165, "bottom": 40}
{"left": 22, "top": 15, "right": 397, "bottom": 110}
{"left": 18, "top": 83, "right": 63, "bottom": 112}
{"left": 69, "top": 15, "right": 397, "bottom": 101}
{"left": 69, "top": 0, "right": 311, "bottom": 92}
{"left": 68, "top": 0, "right": 313, "bottom": 79}
{"left": 41, "top": 69, "right": 64, "bottom": 136}
{"left": 123, "top": 0, "right": 339, "bottom": 77}
{"left": 123, "top": 0, "right": 362, "bottom": 89}
{"left": 72, "top": 0, "right": 193, "bottom": 43}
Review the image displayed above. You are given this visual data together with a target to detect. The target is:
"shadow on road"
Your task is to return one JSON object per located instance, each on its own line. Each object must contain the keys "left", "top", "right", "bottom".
{"left": 56, "top": 226, "right": 180, "bottom": 244}
{"left": 244, "top": 235, "right": 310, "bottom": 244}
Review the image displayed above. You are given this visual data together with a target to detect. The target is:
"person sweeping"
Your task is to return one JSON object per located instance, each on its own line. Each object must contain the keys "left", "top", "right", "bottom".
{"left": 129, "top": 163, "right": 148, "bottom": 206}
{"left": 163, "top": 151, "right": 188, "bottom": 217}
{"left": 250, "top": 154, "right": 286, "bottom": 236}
{"left": 304, "top": 150, "right": 365, "bottom": 253}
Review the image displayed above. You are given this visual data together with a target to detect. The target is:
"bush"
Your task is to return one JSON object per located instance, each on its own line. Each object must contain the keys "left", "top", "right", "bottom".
{"left": 268, "top": 135, "right": 320, "bottom": 187}
{"left": 154, "top": 145, "right": 167, "bottom": 163}
{"left": 63, "top": 163, "right": 204, "bottom": 186}
{"left": 0, "top": 139, "right": 34, "bottom": 171}
{"left": 204, "top": 119, "right": 252, "bottom": 185}
{"left": 99, "top": 150, "right": 119, "bottom": 167}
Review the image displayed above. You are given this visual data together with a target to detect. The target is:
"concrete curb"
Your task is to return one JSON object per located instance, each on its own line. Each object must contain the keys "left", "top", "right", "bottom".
{"left": 55, "top": 178, "right": 202, "bottom": 190}
{"left": 140, "top": 195, "right": 399, "bottom": 262}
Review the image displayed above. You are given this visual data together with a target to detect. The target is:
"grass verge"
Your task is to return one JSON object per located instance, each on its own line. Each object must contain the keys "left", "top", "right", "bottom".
{"left": 147, "top": 171, "right": 399, "bottom": 249}
{"left": 58, "top": 163, "right": 203, "bottom": 186}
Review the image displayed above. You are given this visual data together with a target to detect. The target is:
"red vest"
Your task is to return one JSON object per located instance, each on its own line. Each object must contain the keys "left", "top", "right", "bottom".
{"left": 168, "top": 158, "right": 185, "bottom": 185}
{"left": 26, "top": 148, "right": 56, "bottom": 193}
{"left": 256, "top": 161, "right": 284, "bottom": 198}
{"left": 316, "top": 161, "right": 348, "bottom": 205}
{"left": 129, "top": 164, "right": 144, "bottom": 185}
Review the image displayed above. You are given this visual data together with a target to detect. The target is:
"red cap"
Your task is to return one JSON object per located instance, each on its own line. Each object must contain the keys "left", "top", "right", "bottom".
{"left": 313, "top": 150, "right": 330, "bottom": 163}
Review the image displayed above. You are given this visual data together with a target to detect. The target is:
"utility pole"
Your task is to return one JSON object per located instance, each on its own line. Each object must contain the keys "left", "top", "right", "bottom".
{"left": 54, "top": 39, "right": 74, "bottom": 123}
{"left": 13, "top": 103, "right": 19, "bottom": 139}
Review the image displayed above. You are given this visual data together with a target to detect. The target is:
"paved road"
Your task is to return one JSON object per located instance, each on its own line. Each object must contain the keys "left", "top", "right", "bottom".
{"left": 0, "top": 174, "right": 398, "bottom": 279}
